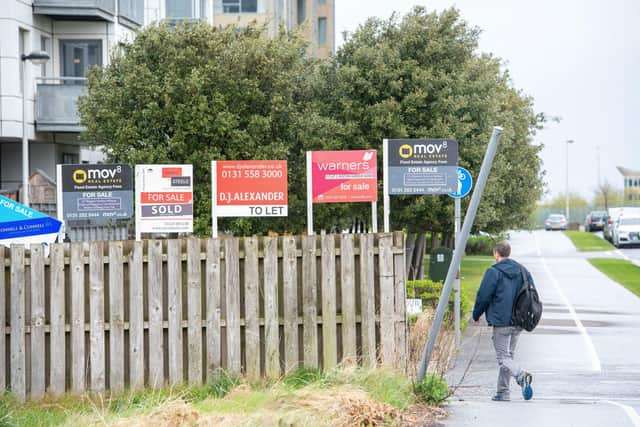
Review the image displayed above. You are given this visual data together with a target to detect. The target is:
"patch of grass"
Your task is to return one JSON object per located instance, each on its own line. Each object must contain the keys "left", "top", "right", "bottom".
{"left": 186, "top": 369, "right": 241, "bottom": 401}
{"left": 564, "top": 231, "right": 614, "bottom": 252}
{"left": 414, "top": 374, "right": 449, "bottom": 405}
{"left": 589, "top": 258, "right": 640, "bottom": 297}
{"left": 351, "top": 369, "right": 414, "bottom": 410}
{"left": 282, "top": 368, "right": 329, "bottom": 389}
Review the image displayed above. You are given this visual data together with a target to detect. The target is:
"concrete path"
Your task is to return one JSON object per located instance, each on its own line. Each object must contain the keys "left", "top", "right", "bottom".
{"left": 442, "top": 230, "right": 640, "bottom": 427}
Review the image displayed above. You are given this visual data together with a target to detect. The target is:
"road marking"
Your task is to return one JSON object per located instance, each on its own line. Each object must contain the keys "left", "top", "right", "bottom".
{"left": 534, "top": 233, "right": 602, "bottom": 372}
{"left": 605, "top": 401, "right": 640, "bottom": 427}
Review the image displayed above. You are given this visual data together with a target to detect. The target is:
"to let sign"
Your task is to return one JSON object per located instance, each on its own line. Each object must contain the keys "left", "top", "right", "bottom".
{"left": 387, "top": 139, "right": 458, "bottom": 195}
{"left": 135, "top": 164, "right": 193, "bottom": 233}
{"left": 311, "top": 150, "right": 377, "bottom": 203}
{"left": 212, "top": 160, "right": 288, "bottom": 217}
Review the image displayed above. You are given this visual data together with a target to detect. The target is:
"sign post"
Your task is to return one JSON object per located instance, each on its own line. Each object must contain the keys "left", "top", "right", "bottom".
{"left": 135, "top": 165, "right": 193, "bottom": 240}
{"left": 417, "top": 127, "right": 502, "bottom": 382}
{"left": 57, "top": 164, "right": 133, "bottom": 239}
{"left": 211, "top": 160, "right": 288, "bottom": 237}
{"left": 448, "top": 166, "right": 473, "bottom": 348}
{"left": 307, "top": 149, "right": 378, "bottom": 235}
{"left": 383, "top": 139, "right": 459, "bottom": 231}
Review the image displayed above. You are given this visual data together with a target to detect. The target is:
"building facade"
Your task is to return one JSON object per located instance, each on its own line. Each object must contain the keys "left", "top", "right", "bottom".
{"left": 145, "top": 0, "right": 335, "bottom": 58}
{"left": 0, "top": 0, "right": 334, "bottom": 203}
{"left": 0, "top": 0, "right": 143, "bottom": 200}
{"left": 618, "top": 166, "right": 640, "bottom": 203}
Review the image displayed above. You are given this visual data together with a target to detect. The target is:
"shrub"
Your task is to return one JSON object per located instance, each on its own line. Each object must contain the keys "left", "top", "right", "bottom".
{"left": 414, "top": 374, "right": 449, "bottom": 405}
{"left": 465, "top": 233, "right": 508, "bottom": 256}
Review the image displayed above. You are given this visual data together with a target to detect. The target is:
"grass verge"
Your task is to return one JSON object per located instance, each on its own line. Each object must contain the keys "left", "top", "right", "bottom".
{"left": 564, "top": 230, "right": 614, "bottom": 252}
{"left": 0, "top": 367, "right": 446, "bottom": 427}
{"left": 589, "top": 258, "right": 640, "bottom": 297}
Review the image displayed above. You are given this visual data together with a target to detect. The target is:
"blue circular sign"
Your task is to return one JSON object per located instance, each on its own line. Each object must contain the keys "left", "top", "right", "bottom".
{"left": 448, "top": 167, "right": 473, "bottom": 198}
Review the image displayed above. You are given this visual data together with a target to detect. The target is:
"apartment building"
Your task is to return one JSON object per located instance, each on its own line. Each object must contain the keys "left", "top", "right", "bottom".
{"left": 618, "top": 166, "right": 640, "bottom": 203}
{"left": 146, "top": 0, "right": 335, "bottom": 57}
{"left": 0, "top": 0, "right": 143, "bottom": 201}
{"left": 0, "top": 0, "right": 334, "bottom": 204}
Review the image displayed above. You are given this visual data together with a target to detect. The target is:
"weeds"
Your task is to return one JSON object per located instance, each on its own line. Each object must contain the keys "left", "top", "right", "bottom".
{"left": 414, "top": 374, "right": 450, "bottom": 405}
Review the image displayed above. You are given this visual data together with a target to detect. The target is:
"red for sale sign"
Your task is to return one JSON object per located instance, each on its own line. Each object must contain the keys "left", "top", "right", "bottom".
{"left": 212, "top": 160, "right": 288, "bottom": 217}
{"left": 311, "top": 150, "right": 377, "bottom": 203}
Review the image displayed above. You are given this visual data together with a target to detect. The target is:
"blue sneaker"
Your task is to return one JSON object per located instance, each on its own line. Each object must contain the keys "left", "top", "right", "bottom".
{"left": 521, "top": 372, "right": 533, "bottom": 400}
{"left": 492, "top": 394, "right": 510, "bottom": 401}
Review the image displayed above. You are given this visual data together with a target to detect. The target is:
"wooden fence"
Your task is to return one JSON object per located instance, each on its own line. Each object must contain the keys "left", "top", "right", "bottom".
{"left": 0, "top": 232, "right": 407, "bottom": 400}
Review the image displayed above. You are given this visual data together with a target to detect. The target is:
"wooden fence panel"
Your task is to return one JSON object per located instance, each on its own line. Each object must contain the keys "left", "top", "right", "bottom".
{"left": 70, "top": 243, "right": 85, "bottom": 394}
{"left": 243, "top": 237, "right": 260, "bottom": 379}
{"left": 29, "top": 244, "right": 45, "bottom": 399}
{"left": 393, "top": 232, "right": 408, "bottom": 371}
{"left": 129, "top": 241, "right": 144, "bottom": 390}
{"left": 89, "top": 242, "right": 105, "bottom": 392}
{"left": 225, "top": 238, "right": 241, "bottom": 375}
{"left": 340, "top": 235, "right": 357, "bottom": 362}
{"left": 321, "top": 234, "right": 337, "bottom": 370}
{"left": 359, "top": 234, "right": 376, "bottom": 368}
{"left": 167, "top": 239, "right": 183, "bottom": 385}
{"left": 10, "top": 245, "right": 26, "bottom": 401}
{"left": 109, "top": 242, "right": 125, "bottom": 393}
{"left": 378, "top": 234, "right": 395, "bottom": 367}
{"left": 2, "top": 233, "right": 407, "bottom": 400}
{"left": 263, "top": 237, "right": 279, "bottom": 378}
{"left": 205, "top": 238, "right": 221, "bottom": 379}
{"left": 301, "top": 235, "right": 318, "bottom": 369}
{"left": 283, "top": 236, "right": 298, "bottom": 373}
{"left": 0, "top": 247, "right": 6, "bottom": 391}
{"left": 148, "top": 240, "right": 164, "bottom": 388}
{"left": 49, "top": 244, "right": 66, "bottom": 395}
{"left": 187, "top": 238, "right": 202, "bottom": 384}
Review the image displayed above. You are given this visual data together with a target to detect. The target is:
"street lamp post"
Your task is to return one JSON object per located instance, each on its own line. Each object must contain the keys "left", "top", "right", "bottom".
{"left": 21, "top": 50, "right": 50, "bottom": 207}
{"left": 565, "top": 139, "right": 574, "bottom": 221}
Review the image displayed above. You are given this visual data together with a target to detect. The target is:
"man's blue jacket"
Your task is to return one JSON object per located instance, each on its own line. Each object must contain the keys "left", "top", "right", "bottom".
{"left": 472, "top": 258, "right": 534, "bottom": 326}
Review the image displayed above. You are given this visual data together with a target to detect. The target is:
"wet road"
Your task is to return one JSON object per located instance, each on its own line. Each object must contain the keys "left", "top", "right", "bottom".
{"left": 443, "top": 230, "right": 640, "bottom": 427}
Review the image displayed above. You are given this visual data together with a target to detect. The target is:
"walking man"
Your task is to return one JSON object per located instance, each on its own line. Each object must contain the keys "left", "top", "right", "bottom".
{"left": 472, "top": 240, "right": 534, "bottom": 401}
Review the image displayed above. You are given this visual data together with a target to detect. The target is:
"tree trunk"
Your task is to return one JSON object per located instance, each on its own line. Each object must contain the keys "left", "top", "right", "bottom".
{"left": 414, "top": 233, "right": 426, "bottom": 280}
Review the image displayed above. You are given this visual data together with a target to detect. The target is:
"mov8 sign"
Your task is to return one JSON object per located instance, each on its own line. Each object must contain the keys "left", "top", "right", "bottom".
{"left": 212, "top": 160, "right": 288, "bottom": 217}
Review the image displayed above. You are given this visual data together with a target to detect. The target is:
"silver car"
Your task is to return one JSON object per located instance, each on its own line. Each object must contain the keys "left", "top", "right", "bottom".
{"left": 613, "top": 216, "right": 640, "bottom": 248}
{"left": 545, "top": 214, "right": 568, "bottom": 231}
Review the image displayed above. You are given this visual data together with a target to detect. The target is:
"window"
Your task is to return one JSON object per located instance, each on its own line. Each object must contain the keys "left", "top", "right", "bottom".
{"left": 297, "top": 0, "right": 306, "bottom": 24}
{"left": 61, "top": 40, "right": 103, "bottom": 79}
{"left": 318, "top": 17, "right": 327, "bottom": 46}
{"left": 319, "top": 0, "right": 326, "bottom": 4}
{"left": 222, "top": 0, "right": 257, "bottom": 13}
{"left": 166, "top": 0, "right": 207, "bottom": 20}
{"left": 62, "top": 153, "right": 78, "bottom": 165}
{"left": 40, "top": 36, "right": 50, "bottom": 77}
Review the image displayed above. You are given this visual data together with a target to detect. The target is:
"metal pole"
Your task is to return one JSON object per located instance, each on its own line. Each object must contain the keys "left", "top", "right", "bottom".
{"left": 417, "top": 126, "right": 503, "bottom": 381}
{"left": 211, "top": 160, "right": 218, "bottom": 238}
{"left": 307, "top": 151, "right": 313, "bottom": 235}
{"left": 565, "top": 141, "right": 569, "bottom": 221}
{"left": 22, "top": 59, "right": 30, "bottom": 207}
{"left": 454, "top": 196, "right": 461, "bottom": 348}
{"left": 383, "top": 139, "right": 390, "bottom": 232}
{"left": 371, "top": 201, "right": 378, "bottom": 233}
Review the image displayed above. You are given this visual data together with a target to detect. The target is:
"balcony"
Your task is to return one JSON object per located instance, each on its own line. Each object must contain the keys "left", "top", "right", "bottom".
{"left": 33, "top": 0, "right": 116, "bottom": 21}
{"left": 35, "top": 77, "right": 87, "bottom": 133}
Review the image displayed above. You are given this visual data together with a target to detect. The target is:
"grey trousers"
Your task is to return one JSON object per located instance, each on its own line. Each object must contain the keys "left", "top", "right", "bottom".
{"left": 492, "top": 326, "right": 524, "bottom": 395}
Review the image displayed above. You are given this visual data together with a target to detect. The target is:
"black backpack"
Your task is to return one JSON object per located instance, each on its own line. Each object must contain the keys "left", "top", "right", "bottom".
{"left": 512, "top": 266, "right": 542, "bottom": 332}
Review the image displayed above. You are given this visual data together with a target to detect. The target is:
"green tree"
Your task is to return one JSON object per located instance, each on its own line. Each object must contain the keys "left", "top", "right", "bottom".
{"left": 79, "top": 22, "right": 349, "bottom": 236}
{"left": 320, "top": 7, "right": 544, "bottom": 277}
{"left": 541, "top": 192, "right": 589, "bottom": 209}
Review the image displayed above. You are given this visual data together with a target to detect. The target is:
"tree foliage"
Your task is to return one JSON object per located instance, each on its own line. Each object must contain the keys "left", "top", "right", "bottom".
{"left": 321, "top": 7, "right": 544, "bottom": 235}
{"left": 79, "top": 8, "right": 544, "bottom": 238}
{"left": 79, "top": 22, "right": 344, "bottom": 235}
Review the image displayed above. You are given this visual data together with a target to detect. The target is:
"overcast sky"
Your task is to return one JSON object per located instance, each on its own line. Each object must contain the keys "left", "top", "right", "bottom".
{"left": 335, "top": 0, "right": 640, "bottom": 202}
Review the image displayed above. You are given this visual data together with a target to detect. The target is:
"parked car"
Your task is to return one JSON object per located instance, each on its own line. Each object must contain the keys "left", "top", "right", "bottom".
{"left": 544, "top": 214, "right": 568, "bottom": 231}
{"left": 613, "top": 215, "right": 640, "bottom": 248}
{"left": 605, "top": 207, "right": 640, "bottom": 242}
{"left": 584, "top": 211, "right": 608, "bottom": 232}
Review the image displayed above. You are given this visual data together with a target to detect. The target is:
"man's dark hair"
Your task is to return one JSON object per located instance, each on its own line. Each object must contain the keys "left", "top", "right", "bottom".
{"left": 494, "top": 241, "right": 511, "bottom": 258}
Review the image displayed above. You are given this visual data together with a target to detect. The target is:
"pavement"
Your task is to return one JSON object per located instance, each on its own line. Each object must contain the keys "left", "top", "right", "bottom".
{"left": 441, "top": 230, "right": 640, "bottom": 427}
